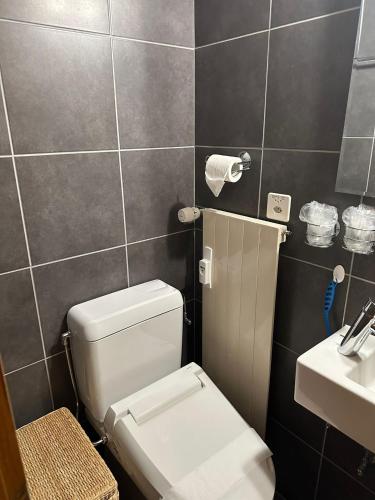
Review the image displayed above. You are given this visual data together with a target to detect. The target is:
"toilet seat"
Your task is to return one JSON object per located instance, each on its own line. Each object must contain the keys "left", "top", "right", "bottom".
{"left": 104, "top": 363, "right": 275, "bottom": 499}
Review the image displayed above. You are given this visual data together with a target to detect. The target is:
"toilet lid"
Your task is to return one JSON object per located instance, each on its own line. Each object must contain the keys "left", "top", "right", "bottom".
{"left": 108, "top": 364, "right": 272, "bottom": 497}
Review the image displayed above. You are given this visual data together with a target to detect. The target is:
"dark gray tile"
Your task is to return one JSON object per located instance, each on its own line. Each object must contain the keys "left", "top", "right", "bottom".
{"left": 271, "top": 0, "right": 360, "bottom": 28}
{"left": 344, "top": 277, "right": 375, "bottom": 327}
{"left": 195, "top": 0, "right": 270, "bottom": 46}
{"left": 343, "top": 65, "right": 375, "bottom": 138}
{"left": 196, "top": 34, "right": 268, "bottom": 147}
{"left": 275, "top": 257, "right": 347, "bottom": 354}
{"left": 260, "top": 150, "right": 359, "bottom": 269}
{"left": 269, "top": 343, "right": 326, "bottom": 450}
{"left": 6, "top": 361, "right": 52, "bottom": 428}
{"left": 114, "top": 40, "right": 194, "bottom": 148}
{"left": 266, "top": 419, "right": 321, "bottom": 500}
{"left": 0, "top": 23, "right": 116, "bottom": 154}
{"left": 195, "top": 147, "right": 261, "bottom": 216}
{"left": 324, "top": 427, "right": 375, "bottom": 494}
{"left": 181, "top": 300, "right": 195, "bottom": 366}
{"left": 0, "top": 158, "right": 28, "bottom": 273}
{"left": 17, "top": 153, "right": 124, "bottom": 264}
{"left": 33, "top": 247, "right": 128, "bottom": 355}
{"left": 0, "top": 0, "right": 109, "bottom": 33}
{"left": 352, "top": 249, "right": 375, "bottom": 283}
{"left": 336, "top": 138, "right": 373, "bottom": 195}
{"left": 316, "top": 459, "right": 375, "bottom": 500}
{"left": 357, "top": 0, "right": 375, "bottom": 60}
{"left": 111, "top": 0, "right": 194, "bottom": 47}
{"left": 0, "top": 96, "right": 10, "bottom": 155}
{"left": 265, "top": 11, "right": 359, "bottom": 150}
{"left": 0, "top": 270, "right": 43, "bottom": 374}
{"left": 47, "top": 353, "right": 76, "bottom": 414}
{"left": 122, "top": 148, "right": 194, "bottom": 243}
{"left": 127, "top": 231, "right": 194, "bottom": 299}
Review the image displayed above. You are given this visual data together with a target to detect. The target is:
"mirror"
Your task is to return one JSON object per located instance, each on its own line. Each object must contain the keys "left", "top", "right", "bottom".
{"left": 336, "top": 0, "right": 375, "bottom": 197}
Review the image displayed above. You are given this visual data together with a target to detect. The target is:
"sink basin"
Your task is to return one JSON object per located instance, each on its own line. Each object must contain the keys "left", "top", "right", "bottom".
{"left": 295, "top": 326, "right": 375, "bottom": 453}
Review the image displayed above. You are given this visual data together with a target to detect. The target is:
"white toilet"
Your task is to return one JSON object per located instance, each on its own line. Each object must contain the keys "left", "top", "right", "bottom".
{"left": 68, "top": 279, "right": 276, "bottom": 500}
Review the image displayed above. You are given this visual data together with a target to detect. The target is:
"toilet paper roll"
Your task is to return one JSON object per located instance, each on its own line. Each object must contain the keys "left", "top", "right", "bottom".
{"left": 178, "top": 207, "right": 201, "bottom": 223}
{"left": 205, "top": 155, "right": 242, "bottom": 197}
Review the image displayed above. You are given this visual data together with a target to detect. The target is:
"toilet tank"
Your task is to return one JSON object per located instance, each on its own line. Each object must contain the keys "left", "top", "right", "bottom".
{"left": 67, "top": 280, "right": 183, "bottom": 425}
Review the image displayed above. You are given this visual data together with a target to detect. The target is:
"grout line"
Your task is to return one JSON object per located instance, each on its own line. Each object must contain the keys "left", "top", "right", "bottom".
{"left": 109, "top": 1, "right": 130, "bottom": 286}
{"left": 0, "top": 266, "right": 30, "bottom": 277}
{"left": 196, "top": 145, "right": 340, "bottom": 154}
{"left": 13, "top": 146, "right": 195, "bottom": 158}
{"left": 195, "top": 7, "right": 360, "bottom": 50}
{"left": 341, "top": 252, "right": 355, "bottom": 326}
{"left": 270, "top": 7, "right": 360, "bottom": 31}
{"left": 127, "top": 229, "right": 194, "bottom": 246}
{"left": 323, "top": 456, "right": 375, "bottom": 496}
{"left": 257, "top": 0, "right": 273, "bottom": 217}
{"left": 196, "top": 28, "right": 268, "bottom": 49}
{"left": 343, "top": 136, "right": 373, "bottom": 140}
{"left": 4, "top": 358, "right": 46, "bottom": 377}
{"left": 269, "top": 417, "right": 322, "bottom": 455}
{"left": 0, "top": 16, "right": 194, "bottom": 51}
{"left": 313, "top": 425, "right": 329, "bottom": 500}
{"left": 281, "top": 254, "right": 336, "bottom": 273}
{"left": 273, "top": 340, "right": 300, "bottom": 357}
{"left": 350, "top": 273, "right": 375, "bottom": 286}
{"left": 0, "top": 65, "right": 54, "bottom": 408}
{"left": 0, "top": 229, "right": 200, "bottom": 277}
{"left": 0, "top": 154, "right": 11, "bottom": 158}
{"left": 32, "top": 244, "right": 127, "bottom": 269}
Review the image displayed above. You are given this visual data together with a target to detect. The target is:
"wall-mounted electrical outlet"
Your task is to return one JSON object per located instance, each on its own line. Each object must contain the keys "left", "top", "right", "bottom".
{"left": 267, "top": 193, "right": 292, "bottom": 223}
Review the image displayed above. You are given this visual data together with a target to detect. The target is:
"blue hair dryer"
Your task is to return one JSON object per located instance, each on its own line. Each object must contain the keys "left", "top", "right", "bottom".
{"left": 324, "top": 265, "right": 345, "bottom": 337}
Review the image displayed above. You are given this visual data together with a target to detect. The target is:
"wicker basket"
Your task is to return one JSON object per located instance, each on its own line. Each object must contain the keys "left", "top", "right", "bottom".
{"left": 16, "top": 407, "right": 119, "bottom": 500}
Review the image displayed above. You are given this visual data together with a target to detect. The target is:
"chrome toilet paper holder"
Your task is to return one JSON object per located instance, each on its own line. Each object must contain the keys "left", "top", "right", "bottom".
{"left": 205, "top": 151, "right": 252, "bottom": 175}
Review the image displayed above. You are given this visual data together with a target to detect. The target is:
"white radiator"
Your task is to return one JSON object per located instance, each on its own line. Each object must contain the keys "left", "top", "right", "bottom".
{"left": 202, "top": 209, "right": 287, "bottom": 438}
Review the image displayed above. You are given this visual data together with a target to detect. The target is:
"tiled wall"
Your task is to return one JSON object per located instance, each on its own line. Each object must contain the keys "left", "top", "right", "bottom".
{"left": 0, "top": 1, "right": 195, "bottom": 428}
{"left": 195, "top": 1, "right": 375, "bottom": 499}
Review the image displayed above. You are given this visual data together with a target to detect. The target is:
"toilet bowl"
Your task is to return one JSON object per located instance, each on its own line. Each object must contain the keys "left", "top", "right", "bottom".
{"left": 68, "top": 280, "right": 275, "bottom": 499}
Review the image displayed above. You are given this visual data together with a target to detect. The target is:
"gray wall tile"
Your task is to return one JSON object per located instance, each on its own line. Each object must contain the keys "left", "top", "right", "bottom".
{"left": 0, "top": 96, "right": 10, "bottom": 155}
{"left": 195, "top": 147, "right": 261, "bottom": 216}
{"left": 0, "top": 270, "right": 43, "bottom": 373}
{"left": 343, "top": 65, "right": 375, "bottom": 138}
{"left": 128, "top": 231, "right": 194, "bottom": 299}
{"left": 47, "top": 353, "right": 76, "bottom": 413}
{"left": 357, "top": 0, "right": 375, "bottom": 60}
{"left": 122, "top": 148, "right": 194, "bottom": 243}
{"left": 344, "top": 277, "right": 375, "bottom": 326}
{"left": 367, "top": 155, "right": 375, "bottom": 197}
{"left": 260, "top": 150, "right": 360, "bottom": 269}
{"left": 33, "top": 247, "right": 128, "bottom": 355}
{"left": 17, "top": 153, "right": 124, "bottom": 264}
{"left": 266, "top": 419, "right": 321, "bottom": 500}
{"left": 271, "top": 0, "right": 360, "bottom": 28}
{"left": 269, "top": 343, "right": 326, "bottom": 451}
{"left": 336, "top": 138, "right": 373, "bottom": 195}
{"left": 265, "top": 11, "right": 358, "bottom": 150}
{"left": 6, "top": 361, "right": 52, "bottom": 428}
{"left": 0, "top": 22, "right": 117, "bottom": 154}
{"left": 0, "top": 158, "right": 28, "bottom": 273}
{"left": 114, "top": 39, "right": 194, "bottom": 148}
{"left": 195, "top": 0, "right": 270, "bottom": 46}
{"left": 316, "top": 459, "right": 375, "bottom": 500}
{"left": 0, "top": 0, "right": 109, "bottom": 33}
{"left": 275, "top": 257, "right": 347, "bottom": 354}
{"left": 196, "top": 34, "right": 268, "bottom": 147}
{"left": 111, "top": 0, "right": 194, "bottom": 47}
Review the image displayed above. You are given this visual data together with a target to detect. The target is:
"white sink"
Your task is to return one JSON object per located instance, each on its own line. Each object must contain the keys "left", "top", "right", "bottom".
{"left": 295, "top": 326, "right": 375, "bottom": 453}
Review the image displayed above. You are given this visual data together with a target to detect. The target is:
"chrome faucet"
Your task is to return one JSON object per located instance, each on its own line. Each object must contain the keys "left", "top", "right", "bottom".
{"left": 338, "top": 298, "right": 375, "bottom": 356}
